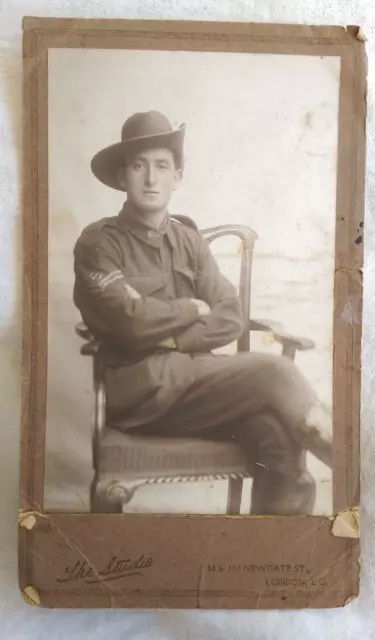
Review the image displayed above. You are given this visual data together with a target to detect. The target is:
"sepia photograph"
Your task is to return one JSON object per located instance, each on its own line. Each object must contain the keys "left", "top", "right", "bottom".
{"left": 44, "top": 46, "right": 339, "bottom": 516}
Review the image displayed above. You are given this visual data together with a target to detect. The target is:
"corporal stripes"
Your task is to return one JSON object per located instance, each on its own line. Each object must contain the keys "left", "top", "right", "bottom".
{"left": 89, "top": 269, "right": 124, "bottom": 290}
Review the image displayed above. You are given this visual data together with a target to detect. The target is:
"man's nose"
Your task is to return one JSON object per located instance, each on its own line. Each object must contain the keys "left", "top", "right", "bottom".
{"left": 145, "top": 165, "right": 156, "bottom": 185}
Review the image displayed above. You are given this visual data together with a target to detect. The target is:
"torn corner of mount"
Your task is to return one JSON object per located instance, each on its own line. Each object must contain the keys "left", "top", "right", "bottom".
{"left": 22, "top": 585, "right": 41, "bottom": 607}
{"left": 331, "top": 507, "right": 360, "bottom": 539}
{"left": 356, "top": 27, "right": 367, "bottom": 42}
{"left": 18, "top": 509, "right": 46, "bottom": 530}
{"left": 344, "top": 25, "right": 367, "bottom": 42}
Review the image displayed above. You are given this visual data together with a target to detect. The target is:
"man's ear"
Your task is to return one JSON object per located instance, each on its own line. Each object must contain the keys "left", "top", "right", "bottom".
{"left": 173, "top": 168, "right": 183, "bottom": 190}
{"left": 116, "top": 166, "right": 127, "bottom": 190}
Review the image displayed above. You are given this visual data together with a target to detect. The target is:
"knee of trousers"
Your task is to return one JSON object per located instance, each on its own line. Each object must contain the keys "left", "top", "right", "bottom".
{"left": 244, "top": 354, "right": 303, "bottom": 397}
{"left": 262, "top": 353, "right": 300, "bottom": 380}
{"left": 259, "top": 354, "right": 315, "bottom": 414}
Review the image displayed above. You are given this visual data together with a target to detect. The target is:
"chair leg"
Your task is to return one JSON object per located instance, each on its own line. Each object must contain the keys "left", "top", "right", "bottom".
{"left": 90, "top": 478, "right": 146, "bottom": 513}
{"left": 226, "top": 478, "right": 243, "bottom": 514}
{"left": 90, "top": 479, "right": 123, "bottom": 514}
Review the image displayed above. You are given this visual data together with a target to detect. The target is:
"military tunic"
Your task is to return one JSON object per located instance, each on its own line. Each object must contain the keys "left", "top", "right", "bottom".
{"left": 74, "top": 202, "right": 246, "bottom": 424}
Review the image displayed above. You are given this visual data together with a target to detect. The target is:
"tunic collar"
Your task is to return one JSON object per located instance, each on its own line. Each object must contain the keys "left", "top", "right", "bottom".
{"left": 117, "top": 201, "right": 176, "bottom": 247}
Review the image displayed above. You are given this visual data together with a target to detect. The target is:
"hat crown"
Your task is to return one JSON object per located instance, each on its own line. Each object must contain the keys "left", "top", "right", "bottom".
{"left": 121, "top": 111, "right": 174, "bottom": 142}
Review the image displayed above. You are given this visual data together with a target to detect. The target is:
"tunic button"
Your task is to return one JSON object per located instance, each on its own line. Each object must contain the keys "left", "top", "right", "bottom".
{"left": 148, "top": 230, "right": 160, "bottom": 240}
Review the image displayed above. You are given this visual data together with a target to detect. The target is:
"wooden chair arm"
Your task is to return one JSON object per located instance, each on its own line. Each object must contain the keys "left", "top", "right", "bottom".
{"left": 75, "top": 322, "right": 102, "bottom": 356}
{"left": 249, "top": 318, "right": 315, "bottom": 359}
{"left": 75, "top": 321, "right": 94, "bottom": 341}
{"left": 80, "top": 340, "right": 102, "bottom": 356}
{"left": 75, "top": 323, "right": 106, "bottom": 441}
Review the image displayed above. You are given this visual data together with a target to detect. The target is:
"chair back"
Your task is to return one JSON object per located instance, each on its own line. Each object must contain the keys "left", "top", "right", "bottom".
{"left": 201, "top": 225, "right": 258, "bottom": 352}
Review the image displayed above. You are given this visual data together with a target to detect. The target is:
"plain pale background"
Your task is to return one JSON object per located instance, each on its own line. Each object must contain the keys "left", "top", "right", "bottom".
{"left": 45, "top": 48, "right": 338, "bottom": 515}
{"left": 1, "top": 0, "right": 375, "bottom": 637}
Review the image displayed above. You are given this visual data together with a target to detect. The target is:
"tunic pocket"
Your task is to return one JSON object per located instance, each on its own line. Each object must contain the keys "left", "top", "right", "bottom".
{"left": 125, "top": 274, "right": 166, "bottom": 297}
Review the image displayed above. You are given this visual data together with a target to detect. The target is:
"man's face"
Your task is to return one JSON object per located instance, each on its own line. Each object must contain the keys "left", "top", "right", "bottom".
{"left": 120, "top": 147, "right": 182, "bottom": 213}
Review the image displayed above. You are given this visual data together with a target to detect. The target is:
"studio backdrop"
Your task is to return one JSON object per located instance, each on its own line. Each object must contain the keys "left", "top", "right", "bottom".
{"left": 45, "top": 48, "right": 339, "bottom": 514}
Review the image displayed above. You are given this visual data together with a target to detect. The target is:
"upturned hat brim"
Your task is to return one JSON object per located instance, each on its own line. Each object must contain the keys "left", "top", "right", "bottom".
{"left": 91, "top": 124, "right": 185, "bottom": 192}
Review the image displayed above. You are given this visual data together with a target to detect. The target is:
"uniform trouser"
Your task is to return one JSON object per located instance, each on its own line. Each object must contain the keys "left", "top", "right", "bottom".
{"left": 110, "top": 353, "right": 330, "bottom": 515}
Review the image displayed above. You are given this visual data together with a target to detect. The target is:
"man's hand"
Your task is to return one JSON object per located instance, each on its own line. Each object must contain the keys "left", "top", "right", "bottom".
{"left": 190, "top": 298, "right": 211, "bottom": 316}
{"left": 125, "top": 284, "right": 141, "bottom": 299}
{"left": 158, "top": 337, "right": 177, "bottom": 349}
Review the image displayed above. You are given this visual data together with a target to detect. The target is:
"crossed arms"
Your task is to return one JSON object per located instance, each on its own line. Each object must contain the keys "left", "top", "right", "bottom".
{"left": 73, "top": 233, "right": 244, "bottom": 353}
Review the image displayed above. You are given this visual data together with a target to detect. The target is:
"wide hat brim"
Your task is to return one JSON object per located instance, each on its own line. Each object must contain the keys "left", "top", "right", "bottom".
{"left": 91, "top": 124, "right": 185, "bottom": 192}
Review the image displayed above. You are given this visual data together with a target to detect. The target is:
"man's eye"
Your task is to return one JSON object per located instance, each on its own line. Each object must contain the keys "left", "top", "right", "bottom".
{"left": 133, "top": 162, "right": 144, "bottom": 170}
{"left": 157, "top": 163, "right": 169, "bottom": 170}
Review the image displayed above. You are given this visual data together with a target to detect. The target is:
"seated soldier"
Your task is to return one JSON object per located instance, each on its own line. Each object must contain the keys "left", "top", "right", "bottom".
{"left": 73, "top": 110, "right": 333, "bottom": 515}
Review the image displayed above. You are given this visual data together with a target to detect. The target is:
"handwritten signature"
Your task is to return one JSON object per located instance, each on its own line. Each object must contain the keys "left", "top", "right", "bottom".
{"left": 57, "top": 554, "right": 153, "bottom": 584}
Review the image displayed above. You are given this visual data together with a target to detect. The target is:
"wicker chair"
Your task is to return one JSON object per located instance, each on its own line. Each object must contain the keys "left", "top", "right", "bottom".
{"left": 76, "top": 224, "right": 315, "bottom": 514}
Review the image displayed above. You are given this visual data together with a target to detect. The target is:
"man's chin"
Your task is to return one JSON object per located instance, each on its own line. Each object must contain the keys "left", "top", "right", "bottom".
{"left": 136, "top": 201, "right": 168, "bottom": 214}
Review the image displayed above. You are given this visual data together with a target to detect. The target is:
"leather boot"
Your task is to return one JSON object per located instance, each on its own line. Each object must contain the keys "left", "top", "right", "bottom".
{"left": 250, "top": 468, "right": 317, "bottom": 515}
{"left": 301, "top": 430, "right": 332, "bottom": 468}
{"left": 299, "top": 403, "right": 333, "bottom": 468}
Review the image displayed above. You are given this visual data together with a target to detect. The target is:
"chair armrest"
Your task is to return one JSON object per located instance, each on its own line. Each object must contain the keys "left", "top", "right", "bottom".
{"left": 75, "top": 322, "right": 103, "bottom": 356}
{"left": 249, "top": 319, "right": 315, "bottom": 353}
{"left": 75, "top": 321, "right": 94, "bottom": 341}
{"left": 80, "top": 340, "right": 102, "bottom": 356}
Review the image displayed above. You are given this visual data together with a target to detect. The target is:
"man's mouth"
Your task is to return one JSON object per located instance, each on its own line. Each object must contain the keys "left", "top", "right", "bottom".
{"left": 143, "top": 190, "right": 159, "bottom": 195}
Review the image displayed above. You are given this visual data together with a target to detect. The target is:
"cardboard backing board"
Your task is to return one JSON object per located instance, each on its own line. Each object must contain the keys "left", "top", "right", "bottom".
{"left": 20, "top": 18, "right": 365, "bottom": 609}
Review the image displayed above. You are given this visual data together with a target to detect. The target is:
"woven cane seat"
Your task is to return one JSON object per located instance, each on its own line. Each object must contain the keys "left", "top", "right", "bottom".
{"left": 98, "top": 427, "right": 250, "bottom": 479}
